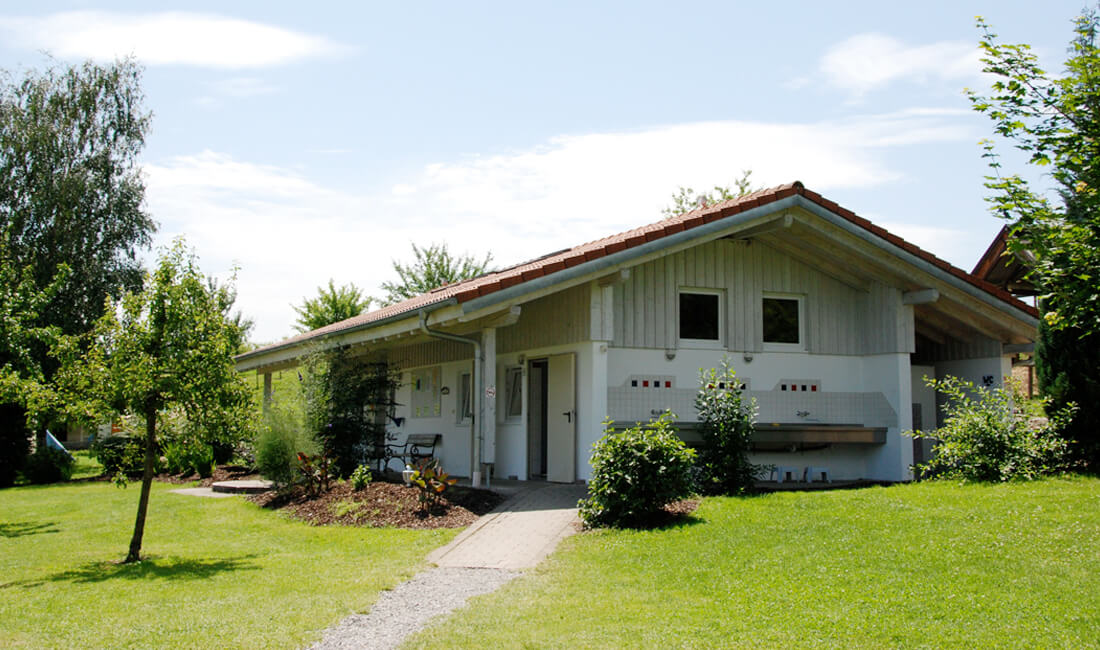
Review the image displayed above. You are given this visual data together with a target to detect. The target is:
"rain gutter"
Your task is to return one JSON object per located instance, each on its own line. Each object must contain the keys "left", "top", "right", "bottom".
{"left": 418, "top": 310, "right": 484, "bottom": 487}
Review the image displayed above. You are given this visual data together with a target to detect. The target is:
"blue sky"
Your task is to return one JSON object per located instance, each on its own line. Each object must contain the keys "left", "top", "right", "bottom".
{"left": 0, "top": 1, "right": 1084, "bottom": 342}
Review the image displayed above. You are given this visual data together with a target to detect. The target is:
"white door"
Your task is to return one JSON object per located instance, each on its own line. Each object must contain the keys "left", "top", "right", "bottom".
{"left": 546, "top": 353, "right": 576, "bottom": 483}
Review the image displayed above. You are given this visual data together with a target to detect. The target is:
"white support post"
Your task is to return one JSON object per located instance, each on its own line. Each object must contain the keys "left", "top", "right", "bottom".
{"left": 262, "top": 372, "right": 273, "bottom": 413}
{"left": 480, "top": 327, "right": 497, "bottom": 487}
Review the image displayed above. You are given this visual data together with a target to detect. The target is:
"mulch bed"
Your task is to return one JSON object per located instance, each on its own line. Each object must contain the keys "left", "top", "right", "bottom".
{"left": 154, "top": 464, "right": 504, "bottom": 529}
{"left": 155, "top": 465, "right": 260, "bottom": 486}
{"left": 248, "top": 479, "right": 506, "bottom": 529}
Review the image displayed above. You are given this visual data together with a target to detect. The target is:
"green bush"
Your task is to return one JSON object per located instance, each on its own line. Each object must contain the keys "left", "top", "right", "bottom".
{"left": 695, "top": 358, "right": 761, "bottom": 495}
{"left": 301, "top": 350, "right": 399, "bottom": 477}
{"left": 578, "top": 413, "right": 696, "bottom": 528}
{"left": 1037, "top": 317, "right": 1099, "bottom": 471}
{"left": 155, "top": 409, "right": 211, "bottom": 477}
{"left": 350, "top": 464, "right": 372, "bottom": 490}
{"left": 907, "top": 376, "right": 1074, "bottom": 482}
{"left": 0, "top": 405, "right": 31, "bottom": 487}
{"left": 23, "top": 446, "right": 74, "bottom": 484}
{"left": 254, "top": 405, "right": 318, "bottom": 487}
{"left": 161, "top": 438, "right": 215, "bottom": 477}
{"left": 91, "top": 435, "right": 147, "bottom": 479}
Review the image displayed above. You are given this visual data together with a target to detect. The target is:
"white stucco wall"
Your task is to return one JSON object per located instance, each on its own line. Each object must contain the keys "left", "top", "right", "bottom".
{"left": 391, "top": 359, "right": 474, "bottom": 477}
{"left": 863, "top": 353, "right": 913, "bottom": 481}
{"left": 935, "top": 356, "right": 1012, "bottom": 389}
{"left": 605, "top": 347, "right": 911, "bottom": 481}
{"left": 493, "top": 350, "right": 527, "bottom": 480}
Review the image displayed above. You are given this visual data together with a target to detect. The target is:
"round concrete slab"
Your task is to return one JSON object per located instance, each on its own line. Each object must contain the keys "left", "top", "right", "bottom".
{"left": 211, "top": 479, "right": 274, "bottom": 494}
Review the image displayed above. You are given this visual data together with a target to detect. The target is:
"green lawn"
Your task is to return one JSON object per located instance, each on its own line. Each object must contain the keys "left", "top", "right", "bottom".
{"left": 408, "top": 477, "right": 1100, "bottom": 649}
{"left": 0, "top": 480, "right": 458, "bottom": 649}
{"left": 69, "top": 449, "right": 103, "bottom": 480}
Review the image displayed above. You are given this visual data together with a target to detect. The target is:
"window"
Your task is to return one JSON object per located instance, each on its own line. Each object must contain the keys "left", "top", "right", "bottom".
{"left": 457, "top": 372, "right": 473, "bottom": 422}
{"left": 762, "top": 295, "right": 802, "bottom": 347}
{"left": 504, "top": 367, "right": 523, "bottom": 418}
{"left": 679, "top": 290, "right": 722, "bottom": 345}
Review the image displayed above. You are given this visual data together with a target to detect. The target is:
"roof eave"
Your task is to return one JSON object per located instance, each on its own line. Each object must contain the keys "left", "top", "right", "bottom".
{"left": 234, "top": 297, "right": 457, "bottom": 370}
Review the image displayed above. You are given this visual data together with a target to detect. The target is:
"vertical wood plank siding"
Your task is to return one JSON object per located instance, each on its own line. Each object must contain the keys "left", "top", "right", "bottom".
{"left": 499, "top": 284, "right": 591, "bottom": 353}
{"left": 610, "top": 239, "right": 908, "bottom": 355}
{"left": 924, "top": 336, "right": 1003, "bottom": 361}
{"left": 389, "top": 340, "right": 472, "bottom": 368}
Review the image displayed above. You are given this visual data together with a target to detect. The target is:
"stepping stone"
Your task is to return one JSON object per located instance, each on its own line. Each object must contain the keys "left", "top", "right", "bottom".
{"left": 170, "top": 487, "right": 235, "bottom": 498}
{"left": 211, "top": 479, "right": 274, "bottom": 494}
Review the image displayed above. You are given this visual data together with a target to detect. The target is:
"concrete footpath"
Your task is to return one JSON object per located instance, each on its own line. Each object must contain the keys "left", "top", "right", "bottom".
{"left": 427, "top": 481, "right": 588, "bottom": 570}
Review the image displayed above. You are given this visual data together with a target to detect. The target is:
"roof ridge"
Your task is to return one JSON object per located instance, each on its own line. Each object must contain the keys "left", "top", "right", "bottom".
{"left": 238, "top": 180, "right": 1035, "bottom": 362}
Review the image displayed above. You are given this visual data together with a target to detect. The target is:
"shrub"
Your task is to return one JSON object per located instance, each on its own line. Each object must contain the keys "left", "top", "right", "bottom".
{"left": 1036, "top": 318, "right": 1099, "bottom": 471}
{"left": 350, "top": 464, "right": 372, "bottom": 491}
{"left": 296, "top": 452, "right": 337, "bottom": 496}
{"left": 91, "top": 435, "right": 146, "bottom": 479}
{"left": 0, "top": 405, "right": 31, "bottom": 487}
{"left": 695, "top": 358, "right": 761, "bottom": 495}
{"left": 907, "top": 376, "right": 1075, "bottom": 482}
{"left": 408, "top": 458, "right": 457, "bottom": 510}
{"left": 301, "top": 349, "right": 399, "bottom": 477}
{"left": 578, "top": 413, "right": 696, "bottom": 528}
{"left": 161, "top": 437, "right": 215, "bottom": 477}
{"left": 254, "top": 405, "right": 318, "bottom": 487}
{"left": 23, "top": 446, "right": 74, "bottom": 484}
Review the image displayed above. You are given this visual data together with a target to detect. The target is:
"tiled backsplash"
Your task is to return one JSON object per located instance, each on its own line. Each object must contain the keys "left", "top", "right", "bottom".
{"left": 607, "top": 382, "right": 897, "bottom": 428}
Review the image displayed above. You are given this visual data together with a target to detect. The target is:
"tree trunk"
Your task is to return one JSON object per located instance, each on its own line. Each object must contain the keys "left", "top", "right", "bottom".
{"left": 124, "top": 406, "right": 158, "bottom": 563}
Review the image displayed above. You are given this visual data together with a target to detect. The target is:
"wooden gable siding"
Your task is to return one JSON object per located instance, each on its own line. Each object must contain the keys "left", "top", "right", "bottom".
{"left": 611, "top": 238, "right": 910, "bottom": 355}
{"left": 915, "top": 336, "right": 1003, "bottom": 364}
{"left": 389, "top": 339, "right": 471, "bottom": 368}
{"left": 499, "top": 283, "right": 591, "bottom": 354}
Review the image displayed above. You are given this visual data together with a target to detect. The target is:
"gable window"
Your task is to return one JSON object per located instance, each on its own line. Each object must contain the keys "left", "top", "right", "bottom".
{"left": 679, "top": 289, "right": 722, "bottom": 346}
{"left": 504, "top": 366, "right": 523, "bottom": 419}
{"left": 762, "top": 295, "right": 802, "bottom": 348}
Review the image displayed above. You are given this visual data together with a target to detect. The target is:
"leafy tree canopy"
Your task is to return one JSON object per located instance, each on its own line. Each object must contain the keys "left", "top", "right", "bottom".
{"left": 56, "top": 239, "right": 252, "bottom": 562}
{"left": 292, "top": 279, "right": 370, "bottom": 333}
{"left": 0, "top": 58, "right": 154, "bottom": 337}
{"left": 0, "top": 233, "right": 69, "bottom": 486}
{"left": 968, "top": 11, "right": 1100, "bottom": 332}
{"left": 377, "top": 242, "right": 493, "bottom": 306}
{"left": 661, "top": 170, "right": 757, "bottom": 219}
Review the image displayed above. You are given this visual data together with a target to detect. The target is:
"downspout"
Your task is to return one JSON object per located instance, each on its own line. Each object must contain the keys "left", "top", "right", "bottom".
{"left": 418, "top": 311, "right": 484, "bottom": 487}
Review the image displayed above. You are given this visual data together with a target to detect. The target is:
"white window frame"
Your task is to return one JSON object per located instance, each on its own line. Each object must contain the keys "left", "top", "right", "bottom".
{"left": 678, "top": 288, "right": 724, "bottom": 349}
{"left": 456, "top": 371, "right": 473, "bottom": 424}
{"left": 761, "top": 293, "right": 805, "bottom": 351}
{"left": 503, "top": 366, "right": 523, "bottom": 420}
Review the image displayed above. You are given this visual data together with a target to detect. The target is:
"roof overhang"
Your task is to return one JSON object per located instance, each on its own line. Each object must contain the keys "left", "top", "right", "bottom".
{"left": 236, "top": 184, "right": 1039, "bottom": 372}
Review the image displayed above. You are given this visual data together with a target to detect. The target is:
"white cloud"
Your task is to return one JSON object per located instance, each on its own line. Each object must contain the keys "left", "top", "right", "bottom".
{"left": 144, "top": 111, "right": 974, "bottom": 342}
{"left": 819, "top": 33, "right": 981, "bottom": 96}
{"left": 0, "top": 11, "right": 349, "bottom": 67}
{"left": 213, "top": 77, "right": 281, "bottom": 97}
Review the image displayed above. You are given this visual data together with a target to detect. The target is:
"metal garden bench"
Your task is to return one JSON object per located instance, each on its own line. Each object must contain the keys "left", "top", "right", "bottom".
{"left": 382, "top": 433, "right": 441, "bottom": 472}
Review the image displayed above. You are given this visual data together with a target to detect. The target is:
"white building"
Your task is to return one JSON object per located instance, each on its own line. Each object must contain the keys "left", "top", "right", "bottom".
{"left": 237, "top": 182, "right": 1038, "bottom": 484}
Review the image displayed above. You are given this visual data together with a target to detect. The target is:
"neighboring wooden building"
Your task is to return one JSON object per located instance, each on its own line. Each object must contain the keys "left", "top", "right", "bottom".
{"left": 237, "top": 182, "right": 1038, "bottom": 484}
{"left": 972, "top": 225, "right": 1040, "bottom": 395}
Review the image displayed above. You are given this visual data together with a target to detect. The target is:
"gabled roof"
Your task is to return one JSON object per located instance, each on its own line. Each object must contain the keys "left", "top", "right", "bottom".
{"left": 238, "top": 181, "right": 1038, "bottom": 364}
{"left": 972, "top": 225, "right": 1039, "bottom": 296}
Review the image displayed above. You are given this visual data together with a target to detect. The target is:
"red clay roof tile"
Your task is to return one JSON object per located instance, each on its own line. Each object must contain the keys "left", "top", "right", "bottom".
{"left": 239, "top": 181, "right": 1038, "bottom": 360}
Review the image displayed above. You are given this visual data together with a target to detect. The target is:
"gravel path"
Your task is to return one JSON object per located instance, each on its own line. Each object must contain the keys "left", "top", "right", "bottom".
{"left": 309, "top": 567, "right": 518, "bottom": 650}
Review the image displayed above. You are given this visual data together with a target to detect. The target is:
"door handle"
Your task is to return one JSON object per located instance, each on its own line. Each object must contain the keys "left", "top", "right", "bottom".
{"left": 562, "top": 411, "right": 572, "bottom": 423}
